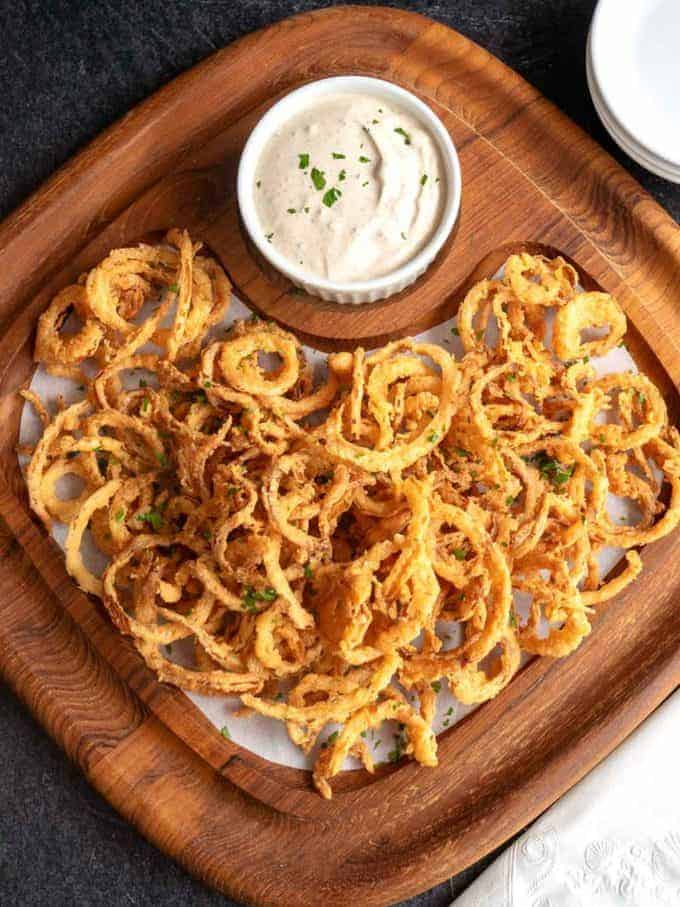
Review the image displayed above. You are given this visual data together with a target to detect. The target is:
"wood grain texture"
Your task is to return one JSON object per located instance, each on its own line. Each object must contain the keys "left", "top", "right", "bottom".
{"left": 0, "top": 6, "right": 679, "bottom": 905}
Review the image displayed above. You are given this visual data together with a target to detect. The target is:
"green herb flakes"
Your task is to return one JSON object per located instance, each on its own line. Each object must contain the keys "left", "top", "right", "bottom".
{"left": 528, "top": 451, "right": 575, "bottom": 489}
{"left": 311, "top": 167, "right": 326, "bottom": 190}
{"left": 241, "top": 585, "right": 278, "bottom": 613}
{"left": 137, "top": 510, "right": 163, "bottom": 532}
{"left": 322, "top": 186, "right": 342, "bottom": 208}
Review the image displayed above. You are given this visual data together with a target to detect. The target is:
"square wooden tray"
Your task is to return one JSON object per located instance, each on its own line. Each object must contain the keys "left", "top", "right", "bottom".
{"left": 0, "top": 7, "right": 678, "bottom": 905}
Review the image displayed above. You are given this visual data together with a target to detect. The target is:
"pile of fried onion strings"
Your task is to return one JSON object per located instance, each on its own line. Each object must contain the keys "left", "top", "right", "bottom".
{"left": 22, "top": 230, "right": 680, "bottom": 797}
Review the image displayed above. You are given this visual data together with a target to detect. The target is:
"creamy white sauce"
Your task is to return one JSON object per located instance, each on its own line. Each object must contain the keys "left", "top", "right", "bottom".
{"left": 253, "top": 93, "right": 445, "bottom": 282}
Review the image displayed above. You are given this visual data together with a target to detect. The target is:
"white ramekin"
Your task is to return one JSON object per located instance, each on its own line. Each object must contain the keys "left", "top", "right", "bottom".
{"left": 236, "top": 76, "right": 462, "bottom": 305}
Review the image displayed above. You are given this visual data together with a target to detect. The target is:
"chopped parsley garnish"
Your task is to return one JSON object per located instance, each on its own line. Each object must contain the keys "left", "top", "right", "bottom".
{"left": 637, "top": 391, "right": 646, "bottom": 405}
{"left": 256, "top": 180, "right": 261, "bottom": 188}
{"left": 241, "top": 585, "right": 278, "bottom": 613}
{"left": 599, "top": 434, "right": 606, "bottom": 443}
{"left": 358, "top": 155, "right": 371, "bottom": 163}
{"left": 323, "top": 730, "right": 339, "bottom": 749}
{"left": 427, "top": 431, "right": 439, "bottom": 443}
{"left": 155, "top": 451, "right": 168, "bottom": 468}
{"left": 115, "top": 508, "right": 125, "bottom": 523}
{"left": 338, "top": 169, "right": 346, "bottom": 182}
{"left": 453, "top": 547, "right": 467, "bottom": 561}
{"left": 420, "top": 174, "right": 428, "bottom": 185}
{"left": 508, "top": 611, "right": 517, "bottom": 628}
{"left": 362, "top": 181, "right": 369, "bottom": 187}
{"left": 372, "top": 118, "right": 379, "bottom": 124}
{"left": 506, "top": 372, "right": 517, "bottom": 381}
{"left": 451, "top": 326, "right": 459, "bottom": 336}
{"left": 322, "top": 187, "right": 342, "bottom": 208}
{"left": 582, "top": 355, "right": 590, "bottom": 363}
{"left": 265, "top": 232, "right": 274, "bottom": 242}
{"left": 400, "top": 231, "right": 407, "bottom": 240}
{"left": 220, "top": 725, "right": 231, "bottom": 740}
{"left": 475, "top": 329, "right": 484, "bottom": 340}
{"left": 332, "top": 152, "right": 346, "bottom": 159}
{"left": 455, "top": 446, "right": 471, "bottom": 458}
{"left": 506, "top": 495, "right": 516, "bottom": 506}
{"left": 527, "top": 451, "right": 575, "bottom": 489}
{"left": 168, "top": 283, "right": 179, "bottom": 293}
{"left": 388, "top": 727, "right": 408, "bottom": 763}
{"left": 137, "top": 510, "right": 163, "bottom": 531}
{"left": 141, "top": 396, "right": 150, "bottom": 413}
{"left": 298, "top": 153, "right": 310, "bottom": 169}
{"left": 304, "top": 564, "right": 313, "bottom": 579}
{"left": 287, "top": 207, "right": 296, "bottom": 214}
{"left": 394, "top": 126, "right": 411, "bottom": 145}
{"left": 431, "top": 680, "right": 441, "bottom": 693}
{"left": 311, "top": 167, "right": 326, "bottom": 190}
{"left": 139, "top": 378, "right": 147, "bottom": 388}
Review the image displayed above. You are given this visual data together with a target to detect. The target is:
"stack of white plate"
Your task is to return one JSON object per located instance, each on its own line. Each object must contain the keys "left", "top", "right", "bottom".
{"left": 587, "top": 0, "right": 680, "bottom": 183}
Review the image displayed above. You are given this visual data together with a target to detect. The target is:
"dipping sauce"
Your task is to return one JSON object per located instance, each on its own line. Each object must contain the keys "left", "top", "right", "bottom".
{"left": 253, "top": 93, "right": 445, "bottom": 283}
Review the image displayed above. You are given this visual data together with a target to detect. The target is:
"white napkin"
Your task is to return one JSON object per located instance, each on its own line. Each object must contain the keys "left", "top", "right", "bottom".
{"left": 453, "top": 692, "right": 680, "bottom": 907}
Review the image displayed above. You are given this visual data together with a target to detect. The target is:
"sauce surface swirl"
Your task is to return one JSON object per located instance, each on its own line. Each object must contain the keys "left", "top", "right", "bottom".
{"left": 253, "top": 93, "right": 445, "bottom": 282}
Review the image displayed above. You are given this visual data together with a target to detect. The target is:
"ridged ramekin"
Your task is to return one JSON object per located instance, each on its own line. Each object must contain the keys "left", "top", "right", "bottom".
{"left": 237, "top": 76, "right": 462, "bottom": 305}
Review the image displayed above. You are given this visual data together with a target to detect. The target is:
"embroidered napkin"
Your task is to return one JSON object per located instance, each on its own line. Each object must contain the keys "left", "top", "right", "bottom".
{"left": 454, "top": 692, "right": 680, "bottom": 906}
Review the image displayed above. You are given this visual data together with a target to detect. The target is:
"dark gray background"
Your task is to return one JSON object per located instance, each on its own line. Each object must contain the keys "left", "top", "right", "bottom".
{"left": 0, "top": 2, "right": 678, "bottom": 906}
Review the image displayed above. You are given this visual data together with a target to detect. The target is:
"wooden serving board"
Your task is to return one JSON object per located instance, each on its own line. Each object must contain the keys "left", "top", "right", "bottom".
{"left": 0, "top": 6, "right": 679, "bottom": 905}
